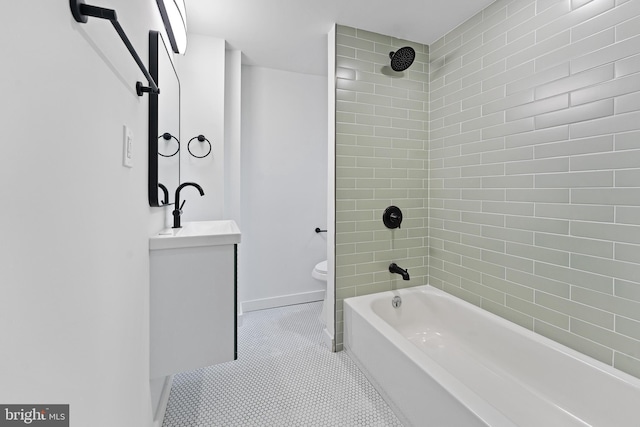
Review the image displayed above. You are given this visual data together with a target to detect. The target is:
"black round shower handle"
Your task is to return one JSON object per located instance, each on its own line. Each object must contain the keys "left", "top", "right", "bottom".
{"left": 383, "top": 206, "right": 403, "bottom": 229}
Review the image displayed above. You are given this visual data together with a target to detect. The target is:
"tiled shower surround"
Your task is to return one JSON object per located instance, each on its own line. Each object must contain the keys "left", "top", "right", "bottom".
{"left": 336, "top": 0, "right": 640, "bottom": 379}
{"left": 335, "top": 26, "right": 429, "bottom": 349}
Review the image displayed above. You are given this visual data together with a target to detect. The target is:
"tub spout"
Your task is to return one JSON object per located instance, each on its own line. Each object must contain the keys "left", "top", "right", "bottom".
{"left": 389, "top": 263, "right": 410, "bottom": 280}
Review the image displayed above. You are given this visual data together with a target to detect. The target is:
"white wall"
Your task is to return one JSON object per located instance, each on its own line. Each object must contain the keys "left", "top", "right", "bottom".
{"left": 0, "top": 1, "right": 167, "bottom": 426}
{"left": 224, "top": 49, "right": 242, "bottom": 225}
{"left": 240, "top": 66, "right": 328, "bottom": 310}
{"left": 177, "top": 34, "right": 226, "bottom": 223}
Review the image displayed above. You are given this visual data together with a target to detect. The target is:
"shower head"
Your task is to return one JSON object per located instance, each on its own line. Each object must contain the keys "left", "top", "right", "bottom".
{"left": 389, "top": 46, "right": 416, "bottom": 72}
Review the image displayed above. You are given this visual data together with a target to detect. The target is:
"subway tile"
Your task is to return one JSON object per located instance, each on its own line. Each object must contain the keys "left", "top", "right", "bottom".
{"left": 463, "top": 35, "right": 507, "bottom": 68}
{"left": 482, "top": 299, "right": 534, "bottom": 330}
{"left": 535, "top": 203, "right": 615, "bottom": 222}
{"left": 572, "top": 220, "right": 640, "bottom": 245}
{"left": 505, "top": 214, "right": 570, "bottom": 234}
{"left": 537, "top": 28, "right": 615, "bottom": 73}
{"left": 614, "top": 352, "right": 640, "bottom": 378}
{"left": 507, "top": 295, "right": 570, "bottom": 328}
{"left": 486, "top": 33, "right": 536, "bottom": 69}
{"left": 535, "top": 320, "right": 614, "bottom": 365}
{"left": 571, "top": 147, "right": 640, "bottom": 170}
{"left": 615, "top": 91, "right": 640, "bottom": 114}
{"left": 506, "top": 94, "right": 569, "bottom": 122}
{"left": 461, "top": 277, "right": 506, "bottom": 304}
{"left": 538, "top": 0, "right": 615, "bottom": 42}
{"left": 616, "top": 169, "right": 640, "bottom": 187}
{"left": 482, "top": 249, "right": 534, "bottom": 273}
{"left": 482, "top": 146, "right": 533, "bottom": 164}
{"left": 482, "top": 274, "right": 534, "bottom": 301}
{"left": 614, "top": 130, "right": 640, "bottom": 151}
{"left": 573, "top": 286, "right": 640, "bottom": 322}
{"left": 571, "top": 318, "right": 640, "bottom": 358}
{"left": 484, "top": 62, "right": 536, "bottom": 92}
{"left": 572, "top": 0, "right": 639, "bottom": 40}
{"left": 615, "top": 242, "right": 640, "bottom": 264}
{"left": 571, "top": 72, "right": 640, "bottom": 106}
{"left": 482, "top": 224, "right": 534, "bottom": 244}
{"left": 537, "top": 290, "right": 614, "bottom": 329}
{"left": 508, "top": 1, "right": 571, "bottom": 42}
{"left": 484, "top": 90, "right": 535, "bottom": 116}
{"left": 616, "top": 53, "right": 640, "bottom": 77}
{"left": 506, "top": 188, "right": 570, "bottom": 203}
{"left": 617, "top": 13, "right": 640, "bottom": 41}
{"left": 617, "top": 206, "right": 640, "bottom": 225}
{"left": 535, "top": 64, "right": 614, "bottom": 100}
{"left": 483, "top": 3, "right": 536, "bottom": 44}
{"left": 444, "top": 107, "right": 482, "bottom": 127}
{"left": 482, "top": 201, "right": 535, "bottom": 216}
{"left": 463, "top": 86, "right": 505, "bottom": 109}
{"left": 535, "top": 262, "right": 614, "bottom": 293}
{"left": 572, "top": 253, "right": 640, "bottom": 283}
{"left": 615, "top": 279, "right": 640, "bottom": 302}
{"left": 507, "top": 32, "right": 563, "bottom": 70}
{"left": 507, "top": 63, "right": 570, "bottom": 96}
{"left": 535, "top": 99, "right": 614, "bottom": 129}
{"left": 337, "top": 100, "right": 374, "bottom": 114}
{"left": 482, "top": 175, "right": 534, "bottom": 188}
{"left": 535, "top": 232, "right": 614, "bottom": 258}
{"left": 482, "top": 118, "right": 535, "bottom": 139}
{"left": 506, "top": 125, "right": 569, "bottom": 149}
{"left": 571, "top": 188, "right": 640, "bottom": 206}
{"left": 534, "top": 135, "right": 613, "bottom": 159}
{"left": 505, "top": 157, "right": 569, "bottom": 175}
{"left": 572, "top": 33, "right": 640, "bottom": 74}
{"left": 507, "top": 269, "right": 570, "bottom": 298}
{"left": 535, "top": 170, "right": 614, "bottom": 188}
{"left": 507, "top": 242, "right": 570, "bottom": 266}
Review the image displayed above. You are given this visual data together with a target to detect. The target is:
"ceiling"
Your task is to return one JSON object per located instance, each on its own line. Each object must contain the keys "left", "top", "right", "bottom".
{"left": 185, "top": 0, "right": 496, "bottom": 76}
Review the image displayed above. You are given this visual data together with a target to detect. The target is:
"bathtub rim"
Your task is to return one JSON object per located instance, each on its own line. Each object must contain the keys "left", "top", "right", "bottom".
{"left": 344, "top": 284, "right": 640, "bottom": 426}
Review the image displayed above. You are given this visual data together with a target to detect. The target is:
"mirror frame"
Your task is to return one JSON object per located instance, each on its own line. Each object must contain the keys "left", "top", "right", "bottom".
{"left": 148, "top": 30, "right": 181, "bottom": 207}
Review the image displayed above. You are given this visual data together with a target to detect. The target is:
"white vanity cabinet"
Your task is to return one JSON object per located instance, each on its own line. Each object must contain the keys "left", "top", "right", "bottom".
{"left": 149, "top": 220, "right": 240, "bottom": 379}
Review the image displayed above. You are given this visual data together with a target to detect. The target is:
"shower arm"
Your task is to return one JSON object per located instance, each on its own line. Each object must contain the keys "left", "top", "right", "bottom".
{"left": 69, "top": 0, "right": 160, "bottom": 96}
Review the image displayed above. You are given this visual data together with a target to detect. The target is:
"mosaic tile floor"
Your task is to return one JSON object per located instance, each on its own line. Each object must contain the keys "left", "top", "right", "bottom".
{"left": 162, "top": 301, "right": 403, "bottom": 427}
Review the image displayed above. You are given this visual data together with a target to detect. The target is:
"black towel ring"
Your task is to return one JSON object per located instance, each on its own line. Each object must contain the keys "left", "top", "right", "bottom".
{"left": 188, "top": 135, "right": 212, "bottom": 159}
{"left": 158, "top": 132, "right": 180, "bottom": 158}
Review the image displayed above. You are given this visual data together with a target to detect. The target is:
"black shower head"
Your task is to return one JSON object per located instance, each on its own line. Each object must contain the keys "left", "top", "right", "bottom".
{"left": 389, "top": 46, "right": 416, "bottom": 72}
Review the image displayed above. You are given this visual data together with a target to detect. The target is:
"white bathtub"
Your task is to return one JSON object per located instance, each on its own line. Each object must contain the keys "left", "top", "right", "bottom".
{"left": 344, "top": 285, "right": 640, "bottom": 427}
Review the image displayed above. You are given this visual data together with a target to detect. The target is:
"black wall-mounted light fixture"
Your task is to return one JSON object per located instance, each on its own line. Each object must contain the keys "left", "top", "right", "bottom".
{"left": 156, "top": 0, "right": 188, "bottom": 54}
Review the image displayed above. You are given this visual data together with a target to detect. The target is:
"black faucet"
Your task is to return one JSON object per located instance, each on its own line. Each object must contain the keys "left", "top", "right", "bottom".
{"left": 389, "top": 263, "right": 410, "bottom": 280}
{"left": 158, "top": 183, "right": 169, "bottom": 205}
{"left": 172, "top": 182, "right": 205, "bottom": 229}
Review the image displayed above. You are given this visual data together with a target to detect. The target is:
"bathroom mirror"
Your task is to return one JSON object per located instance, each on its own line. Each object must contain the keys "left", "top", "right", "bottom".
{"left": 149, "top": 30, "right": 180, "bottom": 207}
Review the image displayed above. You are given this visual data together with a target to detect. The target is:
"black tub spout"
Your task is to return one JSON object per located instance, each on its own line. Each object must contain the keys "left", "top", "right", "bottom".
{"left": 389, "top": 263, "right": 410, "bottom": 281}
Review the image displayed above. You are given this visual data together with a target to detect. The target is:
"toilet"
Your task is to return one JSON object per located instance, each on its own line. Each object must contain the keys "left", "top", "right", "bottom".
{"left": 312, "top": 260, "right": 328, "bottom": 324}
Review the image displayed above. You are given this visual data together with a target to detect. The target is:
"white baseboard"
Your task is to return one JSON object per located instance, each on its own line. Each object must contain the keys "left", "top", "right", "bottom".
{"left": 242, "top": 290, "right": 325, "bottom": 312}
{"left": 237, "top": 304, "right": 243, "bottom": 327}
{"left": 152, "top": 375, "right": 173, "bottom": 427}
{"left": 323, "top": 327, "right": 335, "bottom": 352}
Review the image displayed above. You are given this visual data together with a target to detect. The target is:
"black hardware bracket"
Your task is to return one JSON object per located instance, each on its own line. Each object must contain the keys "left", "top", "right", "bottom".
{"left": 70, "top": 0, "right": 160, "bottom": 96}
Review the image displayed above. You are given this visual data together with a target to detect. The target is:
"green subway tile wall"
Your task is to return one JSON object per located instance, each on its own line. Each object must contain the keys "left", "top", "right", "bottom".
{"left": 335, "top": 25, "right": 429, "bottom": 349}
{"left": 428, "top": 0, "right": 640, "bottom": 378}
{"left": 334, "top": 0, "right": 640, "bottom": 380}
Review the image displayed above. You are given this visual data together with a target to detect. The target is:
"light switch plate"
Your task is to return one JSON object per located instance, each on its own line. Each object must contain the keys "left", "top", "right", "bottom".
{"left": 123, "top": 125, "right": 134, "bottom": 168}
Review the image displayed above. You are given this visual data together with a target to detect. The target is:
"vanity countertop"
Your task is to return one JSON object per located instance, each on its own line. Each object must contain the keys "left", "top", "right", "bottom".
{"left": 150, "top": 220, "right": 241, "bottom": 250}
